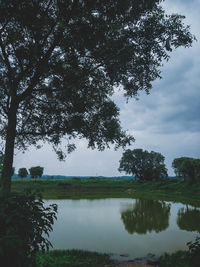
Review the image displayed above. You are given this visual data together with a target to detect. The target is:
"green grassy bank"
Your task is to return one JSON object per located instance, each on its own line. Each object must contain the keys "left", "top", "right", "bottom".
{"left": 35, "top": 250, "right": 115, "bottom": 267}
{"left": 35, "top": 249, "right": 197, "bottom": 267}
{"left": 11, "top": 178, "right": 200, "bottom": 205}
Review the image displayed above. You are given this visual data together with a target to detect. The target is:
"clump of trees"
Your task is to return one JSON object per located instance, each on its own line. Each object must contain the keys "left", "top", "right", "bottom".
{"left": 17, "top": 166, "right": 44, "bottom": 179}
{"left": 29, "top": 166, "right": 44, "bottom": 178}
{"left": 119, "top": 149, "right": 168, "bottom": 181}
{"left": 172, "top": 157, "right": 200, "bottom": 184}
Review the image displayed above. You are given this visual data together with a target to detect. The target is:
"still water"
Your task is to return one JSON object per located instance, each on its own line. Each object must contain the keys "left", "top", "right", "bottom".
{"left": 46, "top": 198, "right": 200, "bottom": 259}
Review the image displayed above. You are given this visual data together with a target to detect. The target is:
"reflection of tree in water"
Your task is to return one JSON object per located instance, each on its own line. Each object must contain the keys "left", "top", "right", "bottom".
{"left": 177, "top": 207, "right": 200, "bottom": 233}
{"left": 121, "top": 199, "right": 171, "bottom": 234}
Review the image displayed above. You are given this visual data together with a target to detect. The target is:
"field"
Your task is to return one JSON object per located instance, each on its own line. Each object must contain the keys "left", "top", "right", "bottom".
{"left": 11, "top": 177, "right": 200, "bottom": 205}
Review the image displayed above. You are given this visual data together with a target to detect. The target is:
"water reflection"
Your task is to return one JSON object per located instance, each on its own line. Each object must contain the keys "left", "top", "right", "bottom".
{"left": 177, "top": 207, "right": 200, "bottom": 233}
{"left": 121, "top": 199, "right": 171, "bottom": 234}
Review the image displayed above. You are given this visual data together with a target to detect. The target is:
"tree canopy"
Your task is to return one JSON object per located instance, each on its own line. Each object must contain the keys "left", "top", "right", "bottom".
{"left": 0, "top": 0, "right": 195, "bottom": 192}
{"left": 29, "top": 166, "right": 44, "bottom": 178}
{"left": 119, "top": 148, "right": 168, "bottom": 181}
{"left": 172, "top": 157, "right": 200, "bottom": 183}
{"left": 18, "top": 168, "right": 28, "bottom": 179}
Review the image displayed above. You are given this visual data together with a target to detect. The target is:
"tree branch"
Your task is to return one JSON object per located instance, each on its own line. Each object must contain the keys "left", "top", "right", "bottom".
{"left": 17, "top": 0, "right": 79, "bottom": 103}
{"left": 0, "top": 37, "right": 13, "bottom": 91}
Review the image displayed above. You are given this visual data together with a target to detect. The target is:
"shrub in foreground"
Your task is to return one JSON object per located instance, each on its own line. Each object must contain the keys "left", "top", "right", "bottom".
{"left": 35, "top": 250, "right": 114, "bottom": 267}
{"left": 0, "top": 191, "right": 57, "bottom": 267}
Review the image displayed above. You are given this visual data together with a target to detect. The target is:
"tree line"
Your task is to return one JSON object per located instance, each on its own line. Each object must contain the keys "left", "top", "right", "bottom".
{"left": 2, "top": 148, "right": 199, "bottom": 184}
{"left": 18, "top": 166, "right": 44, "bottom": 179}
{"left": 0, "top": 156, "right": 44, "bottom": 179}
{"left": 119, "top": 148, "right": 200, "bottom": 184}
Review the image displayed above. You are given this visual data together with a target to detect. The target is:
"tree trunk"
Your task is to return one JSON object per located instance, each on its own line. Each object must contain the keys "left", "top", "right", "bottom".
{"left": 1, "top": 102, "right": 18, "bottom": 193}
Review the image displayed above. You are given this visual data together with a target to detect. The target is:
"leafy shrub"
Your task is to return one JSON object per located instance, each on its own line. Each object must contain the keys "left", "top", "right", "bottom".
{"left": 159, "top": 251, "right": 190, "bottom": 267}
{"left": 187, "top": 236, "right": 200, "bottom": 267}
{"left": 0, "top": 191, "right": 57, "bottom": 267}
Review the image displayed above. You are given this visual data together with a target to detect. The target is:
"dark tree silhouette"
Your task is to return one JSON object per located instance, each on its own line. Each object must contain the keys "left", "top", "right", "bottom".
{"left": 119, "top": 149, "right": 168, "bottom": 181}
{"left": 29, "top": 166, "right": 44, "bottom": 178}
{"left": 172, "top": 157, "right": 200, "bottom": 184}
{"left": 18, "top": 168, "right": 28, "bottom": 179}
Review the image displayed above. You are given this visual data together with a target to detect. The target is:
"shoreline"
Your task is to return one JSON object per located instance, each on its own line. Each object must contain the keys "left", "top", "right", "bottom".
{"left": 9, "top": 178, "right": 200, "bottom": 206}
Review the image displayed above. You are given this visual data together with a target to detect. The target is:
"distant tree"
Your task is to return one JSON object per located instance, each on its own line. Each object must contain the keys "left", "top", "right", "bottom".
{"left": 172, "top": 157, "right": 200, "bottom": 183}
{"left": 0, "top": 0, "right": 195, "bottom": 193}
{"left": 172, "top": 157, "right": 190, "bottom": 178}
{"left": 18, "top": 168, "right": 28, "bottom": 179}
{"left": 118, "top": 149, "right": 168, "bottom": 181}
{"left": 29, "top": 166, "right": 44, "bottom": 179}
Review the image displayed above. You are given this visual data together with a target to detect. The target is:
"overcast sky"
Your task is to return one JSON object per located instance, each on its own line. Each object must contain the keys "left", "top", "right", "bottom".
{"left": 14, "top": 0, "right": 200, "bottom": 177}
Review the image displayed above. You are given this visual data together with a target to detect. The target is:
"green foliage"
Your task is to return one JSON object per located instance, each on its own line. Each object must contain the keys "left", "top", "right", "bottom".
{"left": 172, "top": 157, "right": 200, "bottom": 183}
{"left": 0, "top": 191, "right": 57, "bottom": 267}
{"left": 187, "top": 236, "right": 200, "bottom": 267}
{"left": 35, "top": 249, "right": 114, "bottom": 267}
{"left": 119, "top": 149, "right": 168, "bottom": 181}
{"left": 10, "top": 178, "right": 200, "bottom": 204}
{"left": 159, "top": 251, "right": 190, "bottom": 267}
{"left": 29, "top": 166, "right": 44, "bottom": 178}
{"left": 18, "top": 167, "right": 28, "bottom": 178}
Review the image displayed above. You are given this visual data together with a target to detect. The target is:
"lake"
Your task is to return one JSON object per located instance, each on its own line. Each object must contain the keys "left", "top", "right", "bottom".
{"left": 46, "top": 198, "right": 200, "bottom": 260}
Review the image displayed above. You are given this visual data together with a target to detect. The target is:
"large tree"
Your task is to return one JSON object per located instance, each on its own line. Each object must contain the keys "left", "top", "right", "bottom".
{"left": 0, "top": 0, "right": 194, "bottom": 192}
{"left": 119, "top": 148, "right": 168, "bottom": 181}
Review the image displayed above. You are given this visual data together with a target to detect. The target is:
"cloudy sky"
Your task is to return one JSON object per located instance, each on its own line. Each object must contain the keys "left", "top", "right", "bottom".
{"left": 14, "top": 0, "right": 200, "bottom": 177}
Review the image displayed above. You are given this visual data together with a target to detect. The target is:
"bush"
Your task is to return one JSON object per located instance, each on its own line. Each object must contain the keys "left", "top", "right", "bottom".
{"left": 187, "top": 236, "right": 200, "bottom": 267}
{"left": 159, "top": 251, "right": 190, "bottom": 267}
{"left": 0, "top": 191, "right": 57, "bottom": 267}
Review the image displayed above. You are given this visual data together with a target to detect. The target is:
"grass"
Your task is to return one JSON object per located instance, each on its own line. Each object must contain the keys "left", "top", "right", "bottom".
{"left": 35, "top": 249, "right": 198, "bottom": 267}
{"left": 35, "top": 249, "right": 115, "bottom": 267}
{"left": 159, "top": 251, "right": 190, "bottom": 267}
{"left": 10, "top": 178, "right": 200, "bottom": 205}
